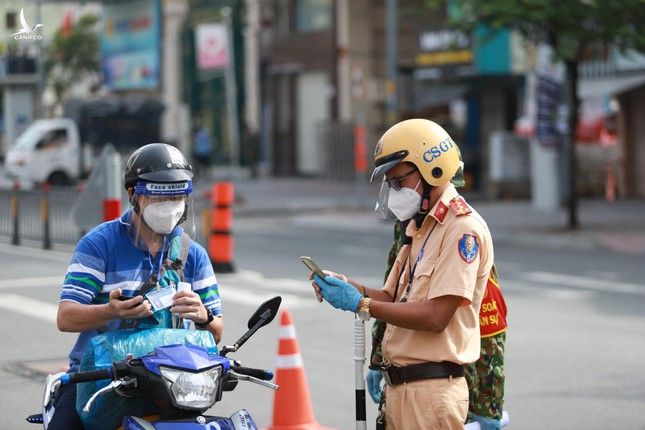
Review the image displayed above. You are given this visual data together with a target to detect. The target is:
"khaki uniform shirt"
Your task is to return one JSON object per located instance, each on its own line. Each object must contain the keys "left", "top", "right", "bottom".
{"left": 381, "top": 184, "right": 494, "bottom": 366}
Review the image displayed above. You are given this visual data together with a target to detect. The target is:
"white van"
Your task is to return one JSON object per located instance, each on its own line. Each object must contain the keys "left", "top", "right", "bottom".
{"left": 5, "top": 118, "right": 91, "bottom": 186}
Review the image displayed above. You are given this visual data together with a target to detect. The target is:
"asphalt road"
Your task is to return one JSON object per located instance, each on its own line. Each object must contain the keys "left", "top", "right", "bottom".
{"left": 1, "top": 213, "right": 644, "bottom": 429}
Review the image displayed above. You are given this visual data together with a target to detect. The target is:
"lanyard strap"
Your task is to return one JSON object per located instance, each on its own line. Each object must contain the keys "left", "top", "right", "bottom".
{"left": 400, "top": 220, "right": 438, "bottom": 302}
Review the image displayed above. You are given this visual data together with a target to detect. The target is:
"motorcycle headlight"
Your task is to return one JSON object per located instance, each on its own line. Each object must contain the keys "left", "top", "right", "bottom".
{"left": 159, "top": 365, "right": 222, "bottom": 409}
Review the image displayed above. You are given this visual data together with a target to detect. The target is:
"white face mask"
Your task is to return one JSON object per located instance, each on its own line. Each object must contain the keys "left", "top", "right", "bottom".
{"left": 142, "top": 200, "right": 186, "bottom": 234}
{"left": 387, "top": 180, "right": 421, "bottom": 221}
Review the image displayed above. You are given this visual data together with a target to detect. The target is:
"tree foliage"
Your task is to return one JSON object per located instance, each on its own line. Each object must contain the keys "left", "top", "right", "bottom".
{"left": 447, "top": 0, "right": 645, "bottom": 62}
{"left": 429, "top": 0, "right": 645, "bottom": 228}
{"left": 44, "top": 14, "right": 100, "bottom": 115}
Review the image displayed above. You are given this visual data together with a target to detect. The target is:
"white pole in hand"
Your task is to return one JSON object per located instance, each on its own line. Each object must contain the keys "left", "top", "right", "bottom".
{"left": 354, "top": 318, "right": 366, "bottom": 430}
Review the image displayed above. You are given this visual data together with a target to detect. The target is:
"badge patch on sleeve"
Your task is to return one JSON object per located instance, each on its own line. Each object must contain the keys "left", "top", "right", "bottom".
{"left": 458, "top": 234, "right": 479, "bottom": 264}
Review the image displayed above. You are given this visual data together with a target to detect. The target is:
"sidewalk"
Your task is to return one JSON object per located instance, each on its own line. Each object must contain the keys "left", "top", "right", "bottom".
{"left": 223, "top": 177, "right": 645, "bottom": 256}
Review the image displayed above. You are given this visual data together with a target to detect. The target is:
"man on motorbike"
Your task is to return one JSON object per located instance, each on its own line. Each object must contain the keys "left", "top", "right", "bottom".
{"left": 49, "top": 143, "right": 224, "bottom": 429}
{"left": 311, "top": 119, "right": 494, "bottom": 429}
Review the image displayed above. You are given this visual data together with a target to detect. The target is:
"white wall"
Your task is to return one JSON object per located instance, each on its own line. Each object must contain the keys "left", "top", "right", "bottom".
{"left": 296, "top": 71, "right": 330, "bottom": 175}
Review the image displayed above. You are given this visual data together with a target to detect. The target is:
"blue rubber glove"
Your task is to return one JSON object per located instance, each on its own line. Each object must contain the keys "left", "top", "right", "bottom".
{"left": 470, "top": 414, "right": 501, "bottom": 430}
{"left": 313, "top": 275, "right": 362, "bottom": 312}
{"left": 366, "top": 369, "right": 383, "bottom": 403}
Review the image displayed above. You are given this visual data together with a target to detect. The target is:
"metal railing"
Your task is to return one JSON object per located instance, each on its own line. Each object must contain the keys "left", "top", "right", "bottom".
{"left": 0, "top": 185, "right": 82, "bottom": 247}
{"left": 315, "top": 121, "right": 360, "bottom": 181}
{"left": 0, "top": 185, "right": 212, "bottom": 250}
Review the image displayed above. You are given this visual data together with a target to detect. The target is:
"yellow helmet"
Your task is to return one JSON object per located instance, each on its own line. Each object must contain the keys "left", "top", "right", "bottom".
{"left": 371, "top": 119, "right": 462, "bottom": 186}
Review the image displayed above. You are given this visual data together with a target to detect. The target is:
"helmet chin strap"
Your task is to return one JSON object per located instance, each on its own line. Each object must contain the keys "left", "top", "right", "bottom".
{"left": 413, "top": 182, "right": 432, "bottom": 229}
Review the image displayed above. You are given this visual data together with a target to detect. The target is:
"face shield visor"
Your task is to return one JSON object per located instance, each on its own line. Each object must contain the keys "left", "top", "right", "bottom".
{"left": 130, "top": 180, "right": 196, "bottom": 239}
{"left": 371, "top": 152, "right": 407, "bottom": 221}
{"left": 374, "top": 178, "right": 396, "bottom": 221}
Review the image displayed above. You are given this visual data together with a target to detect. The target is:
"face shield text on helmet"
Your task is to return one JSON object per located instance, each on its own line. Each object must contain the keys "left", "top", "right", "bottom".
{"left": 370, "top": 119, "right": 462, "bottom": 186}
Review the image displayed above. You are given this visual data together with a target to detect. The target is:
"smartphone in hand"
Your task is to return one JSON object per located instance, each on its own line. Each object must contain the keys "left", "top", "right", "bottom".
{"left": 117, "top": 295, "right": 141, "bottom": 308}
{"left": 300, "top": 256, "right": 326, "bottom": 279}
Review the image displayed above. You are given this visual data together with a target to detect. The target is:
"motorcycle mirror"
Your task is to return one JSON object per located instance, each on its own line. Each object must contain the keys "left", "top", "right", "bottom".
{"left": 247, "top": 296, "right": 282, "bottom": 330}
{"left": 220, "top": 296, "right": 282, "bottom": 357}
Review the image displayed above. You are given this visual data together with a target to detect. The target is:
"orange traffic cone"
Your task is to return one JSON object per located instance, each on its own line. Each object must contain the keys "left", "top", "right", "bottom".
{"left": 266, "top": 310, "right": 334, "bottom": 430}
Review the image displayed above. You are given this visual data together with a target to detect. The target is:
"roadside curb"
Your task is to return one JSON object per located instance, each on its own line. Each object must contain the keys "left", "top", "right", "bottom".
{"left": 257, "top": 207, "right": 645, "bottom": 256}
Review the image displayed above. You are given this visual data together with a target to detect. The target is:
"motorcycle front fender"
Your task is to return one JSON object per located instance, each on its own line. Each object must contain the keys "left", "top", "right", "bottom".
{"left": 122, "top": 409, "right": 258, "bottom": 430}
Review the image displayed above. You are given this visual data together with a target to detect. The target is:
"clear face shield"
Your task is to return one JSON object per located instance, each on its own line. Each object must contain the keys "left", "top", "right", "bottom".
{"left": 373, "top": 160, "right": 465, "bottom": 222}
{"left": 374, "top": 178, "right": 396, "bottom": 221}
{"left": 128, "top": 181, "right": 197, "bottom": 248}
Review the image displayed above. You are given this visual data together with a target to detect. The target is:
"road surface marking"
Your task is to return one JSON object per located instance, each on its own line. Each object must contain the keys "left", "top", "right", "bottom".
{"left": 223, "top": 270, "right": 384, "bottom": 295}
{"left": 523, "top": 271, "right": 645, "bottom": 296}
{"left": 222, "top": 288, "right": 315, "bottom": 309}
{"left": 0, "top": 276, "right": 62, "bottom": 289}
{"left": 0, "top": 293, "right": 57, "bottom": 323}
{"left": 339, "top": 245, "right": 384, "bottom": 257}
{"left": 542, "top": 289, "right": 596, "bottom": 300}
{"left": 219, "top": 270, "right": 309, "bottom": 293}
{"left": 0, "top": 243, "right": 71, "bottom": 262}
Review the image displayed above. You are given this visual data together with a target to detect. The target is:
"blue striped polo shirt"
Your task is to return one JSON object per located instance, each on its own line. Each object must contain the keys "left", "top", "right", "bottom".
{"left": 61, "top": 210, "right": 222, "bottom": 370}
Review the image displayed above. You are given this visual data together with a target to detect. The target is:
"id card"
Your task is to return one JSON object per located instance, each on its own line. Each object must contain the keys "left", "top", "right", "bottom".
{"left": 146, "top": 286, "right": 177, "bottom": 312}
{"left": 177, "top": 281, "right": 192, "bottom": 293}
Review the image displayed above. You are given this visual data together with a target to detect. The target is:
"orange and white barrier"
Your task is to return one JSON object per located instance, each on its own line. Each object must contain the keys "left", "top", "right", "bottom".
{"left": 208, "top": 182, "right": 235, "bottom": 273}
{"left": 103, "top": 149, "right": 121, "bottom": 221}
{"left": 266, "top": 309, "right": 334, "bottom": 430}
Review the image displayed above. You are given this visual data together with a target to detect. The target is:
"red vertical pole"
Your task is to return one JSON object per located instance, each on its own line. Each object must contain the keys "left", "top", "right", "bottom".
{"left": 354, "top": 125, "right": 367, "bottom": 173}
{"left": 103, "top": 150, "right": 121, "bottom": 221}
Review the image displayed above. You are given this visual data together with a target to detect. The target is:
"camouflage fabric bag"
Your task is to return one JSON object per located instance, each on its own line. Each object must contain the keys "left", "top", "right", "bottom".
{"left": 466, "top": 265, "right": 507, "bottom": 421}
{"left": 465, "top": 331, "right": 506, "bottom": 420}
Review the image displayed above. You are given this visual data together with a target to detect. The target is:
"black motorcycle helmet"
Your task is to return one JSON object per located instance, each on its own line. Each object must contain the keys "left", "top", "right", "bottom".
{"left": 124, "top": 143, "right": 193, "bottom": 190}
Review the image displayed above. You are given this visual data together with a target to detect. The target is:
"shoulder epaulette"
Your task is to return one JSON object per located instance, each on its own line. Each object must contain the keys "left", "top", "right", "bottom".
{"left": 449, "top": 196, "right": 471, "bottom": 216}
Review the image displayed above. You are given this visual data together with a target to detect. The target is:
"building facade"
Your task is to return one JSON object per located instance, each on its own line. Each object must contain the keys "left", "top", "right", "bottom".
{"left": 257, "top": 0, "right": 528, "bottom": 192}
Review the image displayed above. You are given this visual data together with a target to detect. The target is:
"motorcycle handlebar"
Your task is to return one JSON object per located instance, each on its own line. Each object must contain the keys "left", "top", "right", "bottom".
{"left": 231, "top": 365, "right": 273, "bottom": 381}
{"left": 64, "top": 368, "right": 112, "bottom": 384}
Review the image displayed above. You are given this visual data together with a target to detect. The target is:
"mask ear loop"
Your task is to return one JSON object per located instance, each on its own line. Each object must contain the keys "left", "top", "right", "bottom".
{"left": 178, "top": 197, "right": 189, "bottom": 225}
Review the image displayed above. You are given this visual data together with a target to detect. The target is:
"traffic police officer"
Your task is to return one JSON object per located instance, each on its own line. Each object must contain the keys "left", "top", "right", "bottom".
{"left": 311, "top": 119, "right": 494, "bottom": 428}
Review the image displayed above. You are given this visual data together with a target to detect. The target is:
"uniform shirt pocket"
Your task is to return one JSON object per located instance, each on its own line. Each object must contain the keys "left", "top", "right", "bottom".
{"left": 407, "top": 257, "right": 438, "bottom": 302}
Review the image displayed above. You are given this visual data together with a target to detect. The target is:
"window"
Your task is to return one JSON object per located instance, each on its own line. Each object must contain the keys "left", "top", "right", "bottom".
{"left": 296, "top": 0, "right": 332, "bottom": 32}
{"left": 36, "top": 128, "right": 68, "bottom": 150}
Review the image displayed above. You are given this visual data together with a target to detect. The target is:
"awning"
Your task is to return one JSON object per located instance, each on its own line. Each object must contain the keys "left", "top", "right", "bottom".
{"left": 578, "top": 74, "right": 645, "bottom": 99}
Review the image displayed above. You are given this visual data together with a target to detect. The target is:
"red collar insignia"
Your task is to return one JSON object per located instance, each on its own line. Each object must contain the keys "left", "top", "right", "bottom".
{"left": 449, "top": 196, "right": 471, "bottom": 216}
{"left": 433, "top": 201, "right": 448, "bottom": 223}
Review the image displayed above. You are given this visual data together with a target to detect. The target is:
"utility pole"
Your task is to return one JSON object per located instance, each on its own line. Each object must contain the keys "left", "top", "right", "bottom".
{"left": 222, "top": 6, "right": 241, "bottom": 172}
{"left": 385, "top": 0, "right": 398, "bottom": 125}
{"left": 336, "top": 0, "right": 351, "bottom": 122}
{"left": 35, "top": 0, "right": 45, "bottom": 118}
{"left": 244, "top": 0, "right": 260, "bottom": 134}
{"left": 161, "top": 0, "right": 189, "bottom": 155}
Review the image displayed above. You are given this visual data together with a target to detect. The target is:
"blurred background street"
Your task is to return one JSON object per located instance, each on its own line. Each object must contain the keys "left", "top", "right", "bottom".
{"left": 1, "top": 0, "right": 644, "bottom": 429}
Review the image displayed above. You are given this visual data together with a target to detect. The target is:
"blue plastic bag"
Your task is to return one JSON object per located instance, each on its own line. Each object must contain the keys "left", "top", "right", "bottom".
{"left": 76, "top": 328, "right": 217, "bottom": 430}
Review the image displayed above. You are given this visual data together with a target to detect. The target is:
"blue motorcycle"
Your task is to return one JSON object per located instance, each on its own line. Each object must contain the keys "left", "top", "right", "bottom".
{"left": 27, "top": 296, "right": 282, "bottom": 430}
